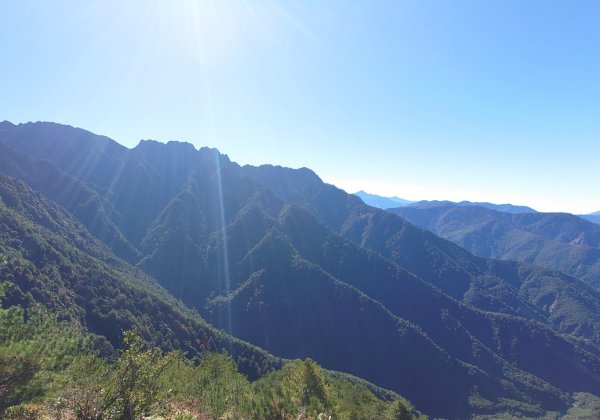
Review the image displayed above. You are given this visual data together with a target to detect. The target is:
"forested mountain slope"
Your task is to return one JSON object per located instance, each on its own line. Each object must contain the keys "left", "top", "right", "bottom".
{"left": 243, "top": 164, "right": 600, "bottom": 347}
{"left": 0, "top": 284, "right": 415, "bottom": 420}
{"left": 388, "top": 203, "right": 600, "bottom": 288}
{"left": 0, "top": 175, "right": 281, "bottom": 378}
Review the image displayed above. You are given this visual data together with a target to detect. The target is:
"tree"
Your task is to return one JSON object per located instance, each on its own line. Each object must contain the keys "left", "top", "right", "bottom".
{"left": 0, "top": 351, "right": 39, "bottom": 415}
{"left": 0, "top": 290, "right": 41, "bottom": 416}
{"left": 260, "top": 359, "right": 337, "bottom": 419}
{"left": 389, "top": 399, "right": 413, "bottom": 420}
{"left": 195, "top": 352, "right": 252, "bottom": 419}
{"left": 62, "top": 354, "right": 111, "bottom": 420}
{"left": 104, "top": 331, "right": 173, "bottom": 419}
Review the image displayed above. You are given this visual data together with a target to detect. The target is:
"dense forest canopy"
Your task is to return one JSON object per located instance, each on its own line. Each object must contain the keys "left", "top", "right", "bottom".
{"left": 0, "top": 284, "right": 417, "bottom": 419}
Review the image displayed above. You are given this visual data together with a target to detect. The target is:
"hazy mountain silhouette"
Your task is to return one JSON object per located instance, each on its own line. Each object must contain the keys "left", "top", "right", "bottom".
{"left": 582, "top": 212, "right": 600, "bottom": 226}
{"left": 407, "top": 199, "right": 537, "bottom": 214}
{"left": 354, "top": 190, "right": 412, "bottom": 209}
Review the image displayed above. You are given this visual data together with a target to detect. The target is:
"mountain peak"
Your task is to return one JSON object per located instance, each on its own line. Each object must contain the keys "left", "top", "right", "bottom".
{"left": 137, "top": 139, "right": 197, "bottom": 152}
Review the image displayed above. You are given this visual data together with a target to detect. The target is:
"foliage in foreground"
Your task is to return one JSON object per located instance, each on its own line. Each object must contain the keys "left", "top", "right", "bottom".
{"left": 0, "top": 292, "right": 419, "bottom": 419}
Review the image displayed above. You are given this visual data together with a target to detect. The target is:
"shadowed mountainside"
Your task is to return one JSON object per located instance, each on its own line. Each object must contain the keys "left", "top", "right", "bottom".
{"left": 243, "top": 164, "right": 600, "bottom": 347}
{"left": 0, "top": 175, "right": 284, "bottom": 379}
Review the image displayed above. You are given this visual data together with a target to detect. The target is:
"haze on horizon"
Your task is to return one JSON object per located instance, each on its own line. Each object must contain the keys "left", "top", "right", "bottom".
{"left": 1, "top": 1, "right": 599, "bottom": 214}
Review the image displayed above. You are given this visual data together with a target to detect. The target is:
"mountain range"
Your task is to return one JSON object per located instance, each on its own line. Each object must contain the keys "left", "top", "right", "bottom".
{"left": 2, "top": 121, "right": 600, "bottom": 418}
{"left": 407, "top": 200, "right": 537, "bottom": 214}
{"left": 355, "top": 191, "right": 537, "bottom": 214}
{"left": 388, "top": 202, "right": 600, "bottom": 289}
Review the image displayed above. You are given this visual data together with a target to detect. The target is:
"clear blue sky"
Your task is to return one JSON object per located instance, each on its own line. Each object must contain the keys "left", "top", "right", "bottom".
{"left": 1, "top": 1, "right": 600, "bottom": 213}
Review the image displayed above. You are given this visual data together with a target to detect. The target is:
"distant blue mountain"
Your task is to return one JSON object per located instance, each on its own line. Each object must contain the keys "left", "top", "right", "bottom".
{"left": 354, "top": 192, "right": 537, "bottom": 213}
{"left": 582, "top": 213, "right": 600, "bottom": 225}
{"left": 407, "top": 200, "right": 537, "bottom": 214}
{"left": 354, "top": 190, "right": 413, "bottom": 209}
{"left": 388, "top": 202, "right": 600, "bottom": 287}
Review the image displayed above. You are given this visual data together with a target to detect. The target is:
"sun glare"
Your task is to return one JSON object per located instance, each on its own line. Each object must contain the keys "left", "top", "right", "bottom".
{"left": 137, "top": 0, "right": 279, "bottom": 66}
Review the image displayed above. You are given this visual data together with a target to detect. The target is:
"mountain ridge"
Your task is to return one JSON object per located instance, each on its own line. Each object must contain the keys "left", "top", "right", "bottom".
{"left": 353, "top": 190, "right": 537, "bottom": 213}
{"left": 388, "top": 203, "right": 600, "bottom": 288}
{"left": 406, "top": 199, "right": 537, "bottom": 214}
